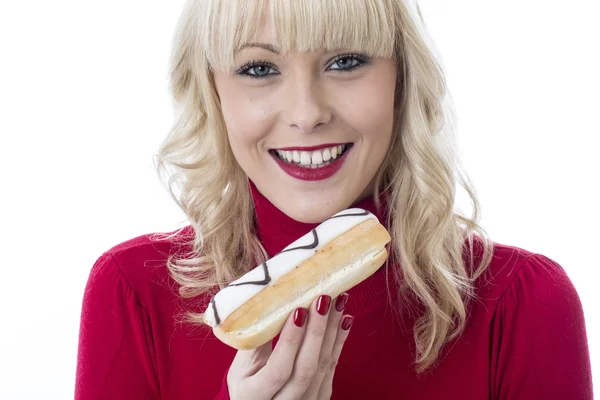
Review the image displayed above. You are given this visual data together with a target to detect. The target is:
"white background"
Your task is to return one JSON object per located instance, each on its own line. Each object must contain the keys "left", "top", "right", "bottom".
{"left": 0, "top": 1, "right": 597, "bottom": 398}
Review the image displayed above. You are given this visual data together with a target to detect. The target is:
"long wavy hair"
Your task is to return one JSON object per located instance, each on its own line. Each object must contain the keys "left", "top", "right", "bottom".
{"left": 155, "top": 0, "right": 494, "bottom": 372}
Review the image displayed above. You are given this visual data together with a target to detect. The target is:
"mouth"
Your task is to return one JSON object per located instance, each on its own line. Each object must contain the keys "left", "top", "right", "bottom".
{"left": 268, "top": 143, "right": 353, "bottom": 169}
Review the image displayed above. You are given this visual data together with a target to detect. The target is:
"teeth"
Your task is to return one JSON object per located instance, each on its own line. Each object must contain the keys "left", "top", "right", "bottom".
{"left": 273, "top": 144, "right": 349, "bottom": 168}
{"left": 311, "top": 151, "right": 323, "bottom": 164}
{"left": 300, "top": 151, "right": 311, "bottom": 165}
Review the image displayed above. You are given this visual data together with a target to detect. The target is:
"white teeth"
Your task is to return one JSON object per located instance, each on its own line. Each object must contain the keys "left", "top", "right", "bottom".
{"left": 300, "top": 151, "right": 311, "bottom": 165}
{"left": 311, "top": 151, "right": 323, "bottom": 164}
{"left": 273, "top": 144, "right": 349, "bottom": 168}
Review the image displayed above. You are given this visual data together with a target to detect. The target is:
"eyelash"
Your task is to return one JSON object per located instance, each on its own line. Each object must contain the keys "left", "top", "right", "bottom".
{"left": 235, "top": 53, "right": 371, "bottom": 80}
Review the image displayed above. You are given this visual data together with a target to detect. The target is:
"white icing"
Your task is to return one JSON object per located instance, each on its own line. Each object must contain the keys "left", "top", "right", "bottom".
{"left": 203, "top": 208, "right": 377, "bottom": 327}
{"left": 204, "top": 303, "right": 216, "bottom": 325}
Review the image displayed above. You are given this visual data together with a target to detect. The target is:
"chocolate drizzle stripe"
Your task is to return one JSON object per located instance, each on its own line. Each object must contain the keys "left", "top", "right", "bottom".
{"left": 210, "top": 296, "right": 220, "bottom": 326}
{"left": 212, "top": 262, "right": 271, "bottom": 326}
{"left": 225, "top": 261, "right": 272, "bottom": 287}
{"left": 278, "top": 228, "right": 319, "bottom": 254}
{"left": 325, "top": 209, "right": 370, "bottom": 220}
{"left": 211, "top": 209, "right": 372, "bottom": 326}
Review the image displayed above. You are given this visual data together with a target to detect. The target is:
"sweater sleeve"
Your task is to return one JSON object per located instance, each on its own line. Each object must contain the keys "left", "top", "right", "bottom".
{"left": 490, "top": 254, "right": 593, "bottom": 399}
{"left": 75, "top": 254, "right": 160, "bottom": 399}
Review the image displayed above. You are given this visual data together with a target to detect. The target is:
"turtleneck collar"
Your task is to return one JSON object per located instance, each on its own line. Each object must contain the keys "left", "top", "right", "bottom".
{"left": 249, "top": 179, "right": 390, "bottom": 258}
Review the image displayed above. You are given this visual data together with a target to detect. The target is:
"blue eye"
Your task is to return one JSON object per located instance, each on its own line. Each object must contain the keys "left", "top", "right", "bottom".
{"left": 239, "top": 63, "right": 278, "bottom": 79}
{"left": 236, "top": 53, "right": 370, "bottom": 80}
{"left": 328, "top": 54, "right": 369, "bottom": 71}
{"left": 236, "top": 61, "right": 279, "bottom": 79}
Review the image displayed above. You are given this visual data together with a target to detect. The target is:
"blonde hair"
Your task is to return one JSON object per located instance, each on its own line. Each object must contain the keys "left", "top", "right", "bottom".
{"left": 155, "top": 0, "right": 494, "bottom": 372}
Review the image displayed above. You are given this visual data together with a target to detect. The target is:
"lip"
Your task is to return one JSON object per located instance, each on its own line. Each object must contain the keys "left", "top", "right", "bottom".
{"left": 272, "top": 142, "right": 349, "bottom": 152}
{"left": 271, "top": 144, "right": 353, "bottom": 181}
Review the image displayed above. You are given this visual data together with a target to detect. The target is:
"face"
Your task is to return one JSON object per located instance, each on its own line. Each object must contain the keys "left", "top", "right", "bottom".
{"left": 213, "top": 18, "right": 397, "bottom": 223}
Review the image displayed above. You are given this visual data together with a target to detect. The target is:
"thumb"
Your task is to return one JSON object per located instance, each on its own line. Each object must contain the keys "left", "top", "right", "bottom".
{"left": 232, "top": 340, "right": 273, "bottom": 378}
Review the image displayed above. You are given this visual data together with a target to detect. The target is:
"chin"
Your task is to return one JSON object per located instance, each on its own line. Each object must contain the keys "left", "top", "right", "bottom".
{"left": 276, "top": 191, "right": 357, "bottom": 224}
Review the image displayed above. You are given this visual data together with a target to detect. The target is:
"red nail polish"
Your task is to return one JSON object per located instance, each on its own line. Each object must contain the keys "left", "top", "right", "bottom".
{"left": 341, "top": 315, "right": 354, "bottom": 331}
{"left": 316, "top": 295, "right": 332, "bottom": 316}
{"left": 294, "top": 308, "right": 308, "bottom": 327}
{"left": 335, "top": 293, "right": 349, "bottom": 312}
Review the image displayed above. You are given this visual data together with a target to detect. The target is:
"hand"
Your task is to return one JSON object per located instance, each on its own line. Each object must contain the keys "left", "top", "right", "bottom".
{"left": 227, "top": 293, "right": 353, "bottom": 400}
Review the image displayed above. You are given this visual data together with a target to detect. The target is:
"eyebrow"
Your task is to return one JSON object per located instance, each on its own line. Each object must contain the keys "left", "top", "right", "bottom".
{"left": 238, "top": 43, "right": 280, "bottom": 54}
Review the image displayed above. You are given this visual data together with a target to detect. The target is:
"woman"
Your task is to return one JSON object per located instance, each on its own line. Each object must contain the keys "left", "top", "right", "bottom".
{"left": 76, "top": 0, "right": 593, "bottom": 399}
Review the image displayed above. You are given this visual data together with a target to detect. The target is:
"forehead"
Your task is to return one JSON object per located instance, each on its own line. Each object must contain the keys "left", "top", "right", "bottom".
{"left": 236, "top": 13, "right": 275, "bottom": 52}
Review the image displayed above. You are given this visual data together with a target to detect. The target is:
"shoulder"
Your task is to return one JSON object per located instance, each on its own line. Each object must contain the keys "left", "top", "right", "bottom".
{"left": 472, "top": 240, "right": 582, "bottom": 316}
{"left": 86, "top": 225, "right": 197, "bottom": 309}
{"left": 478, "top": 243, "right": 593, "bottom": 398}
{"left": 106, "top": 225, "right": 195, "bottom": 259}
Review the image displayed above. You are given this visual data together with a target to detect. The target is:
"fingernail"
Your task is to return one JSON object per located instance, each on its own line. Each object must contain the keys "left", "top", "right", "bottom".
{"left": 294, "top": 308, "right": 308, "bottom": 327}
{"left": 341, "top": 315, "right": 354, "bottom": 331}
{"left": 335, "top": 293, "right": 349, "bottom": 312}
{"left": 316, "top": 295, "right": 332, "bottom": 316}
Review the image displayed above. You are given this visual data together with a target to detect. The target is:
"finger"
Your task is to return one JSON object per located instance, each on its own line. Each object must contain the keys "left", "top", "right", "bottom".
{"left": 248, "top": 307, "right": 308, "bottom": 397}
{"left": 330, "top": 315, "right": 353, "bottom": 367}
{"left": 228, "top": 340, "right": 273, "bottom": 399}
{"left": 230, "top": 340, "right": 273, "bottom": 379}
{"left": 273, "top": 295, "right": 332, "bottom": 399}
{"left": 320, "top": 293, "right": 349, "bottom": 359}
{"left": 302, "top": 293, "right": 349, "bottom": 397}
{"left": 317, "top": 315, "right": 354, "bottom": 399}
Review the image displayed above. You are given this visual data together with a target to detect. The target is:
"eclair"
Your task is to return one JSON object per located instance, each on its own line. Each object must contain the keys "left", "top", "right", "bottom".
{"left": 204, "top": 208, "right": 391, "bottom": 349}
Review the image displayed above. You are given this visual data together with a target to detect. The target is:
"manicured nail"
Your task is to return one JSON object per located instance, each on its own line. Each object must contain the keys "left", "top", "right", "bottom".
{"left": 335, "top": 293, "right": 349, "bottom": 312}
{"left": 294, "top": 308, "right": 308, "bottom": 327}
{"left": 316, "top": 295, "right": 332, "bottom": 316}
{"left": 341, "top": 315, "right": 354, "bottom": 331}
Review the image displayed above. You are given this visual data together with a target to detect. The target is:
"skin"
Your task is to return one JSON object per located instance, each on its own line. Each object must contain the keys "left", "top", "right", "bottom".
{"left": 213, "top": 17, "right": 397, "bottom": 224}
{"left": 213, "top": 14, "right": 398, "bottom": 400}
{"left": 227, "top": 294, "right": 352, "bottom": 399}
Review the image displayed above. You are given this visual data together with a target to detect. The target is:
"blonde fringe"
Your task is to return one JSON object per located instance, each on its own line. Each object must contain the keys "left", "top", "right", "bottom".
{"left": 154, "top": 0, "right": 494, "bottom": 373}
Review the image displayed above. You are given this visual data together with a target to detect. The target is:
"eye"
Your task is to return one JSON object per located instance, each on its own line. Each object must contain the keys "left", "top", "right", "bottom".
{"left": 236, "top": 61, "right": 279, "bottom": 79}
{"left": 235, "top": 53, "right": 370, "bottom": 80}
{"left": 327, "top": 54, "right": 370, "bottom": 72}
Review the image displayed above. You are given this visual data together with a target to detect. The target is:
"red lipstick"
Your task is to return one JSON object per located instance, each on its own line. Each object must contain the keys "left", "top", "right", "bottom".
{"left": 271, "top": 145, "right": 352, "bottom": 181}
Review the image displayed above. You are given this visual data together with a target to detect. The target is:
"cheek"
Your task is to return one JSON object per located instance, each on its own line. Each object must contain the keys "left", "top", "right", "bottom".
{"left": 220, "top": 93, "right": 275, "bottom": 151}
{"left": 336, "top": 81, "right": 395, "bottom": 141}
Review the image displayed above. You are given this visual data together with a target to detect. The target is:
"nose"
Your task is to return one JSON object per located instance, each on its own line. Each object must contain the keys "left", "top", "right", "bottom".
{"left": 285, "top": 78, "right": 332, "bottom": 133}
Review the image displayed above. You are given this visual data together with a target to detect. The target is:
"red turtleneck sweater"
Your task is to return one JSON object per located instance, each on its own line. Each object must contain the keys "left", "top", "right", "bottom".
{"left": 76, "top": 183, "right": 593, "bottom": 399}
